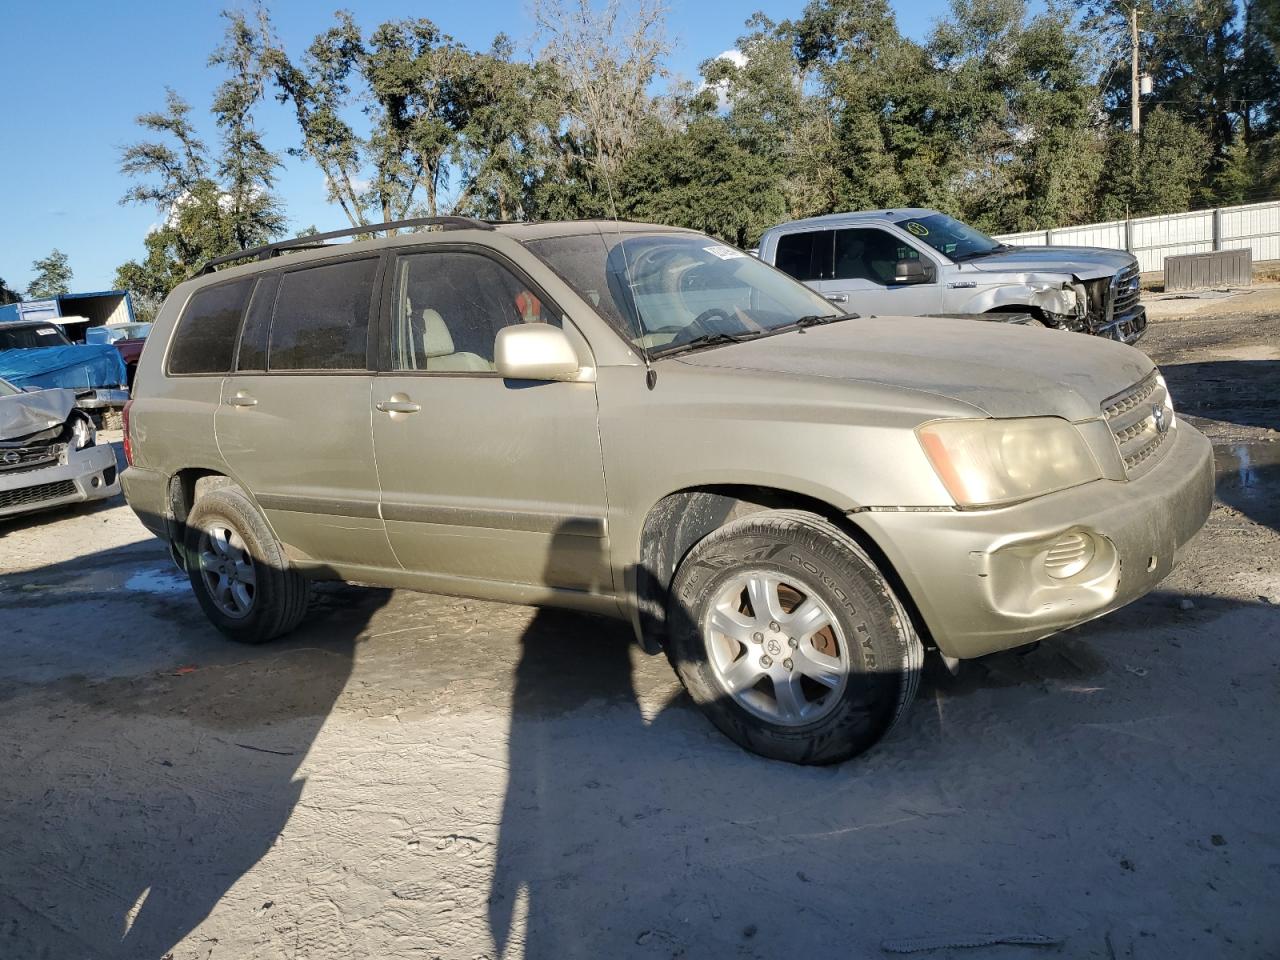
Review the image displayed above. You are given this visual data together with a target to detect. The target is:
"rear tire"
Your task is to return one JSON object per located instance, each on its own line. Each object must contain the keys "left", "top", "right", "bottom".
{"left": 665, "top": 510, "right": 922, "bottom": 764}
{"left": 184, "top": 485, "right": 309, "bottom": 644}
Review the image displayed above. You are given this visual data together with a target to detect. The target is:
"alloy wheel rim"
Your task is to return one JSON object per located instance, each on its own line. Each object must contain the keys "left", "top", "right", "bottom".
{"left": 197, "top": 524, "right": 257, "bottom": 619}
{"left": 702, "top": 569, "right": 850, "bottom": 727}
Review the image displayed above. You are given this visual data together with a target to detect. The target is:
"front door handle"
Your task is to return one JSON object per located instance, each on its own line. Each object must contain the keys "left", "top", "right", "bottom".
{"left": 226, "top": 392, "right": 257, "bottom": 407}
{"left": 826, "top": 293, "right": 849, "bottom": 303}
{"left": 376, "top": 397, "right": 422, "bottom": 415}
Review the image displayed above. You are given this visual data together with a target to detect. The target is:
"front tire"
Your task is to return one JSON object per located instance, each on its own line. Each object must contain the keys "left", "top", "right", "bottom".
{"left": 184, "top": 485, "right": 309, "bottom": 644}
{"left": 666, "top": 510, "right": 922, "bottom": 764}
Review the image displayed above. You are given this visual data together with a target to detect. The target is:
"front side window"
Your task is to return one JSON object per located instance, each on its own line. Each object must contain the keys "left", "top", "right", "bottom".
{"left": 168, "top": 279, "right": 253, "bottom": 375}
{"left": 391, "top": 251, "right": 560, "bottom": 373}
{"left": 270, "top": 258, "right": 377, "bottom": 371}
{"left": 894, "top": 213, "right": 1003, "bottom": 261}
{"left": 528, "top": 232, "right": 841, "bottom": 356}
{"left": 833, "top": 228, "right": 924, "bottom": 286}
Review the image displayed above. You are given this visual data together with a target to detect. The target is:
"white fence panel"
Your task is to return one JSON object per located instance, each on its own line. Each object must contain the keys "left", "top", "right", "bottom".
{"left": 994, "top": 199, "right": 1280, "bottom": 275}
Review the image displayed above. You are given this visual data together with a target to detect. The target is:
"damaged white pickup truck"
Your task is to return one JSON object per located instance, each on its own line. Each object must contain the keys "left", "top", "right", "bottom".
{"left": 759, "top": 209, "right": 1147, "bottom": 344}
{"left": 0, "top": 377, "right": 120, "bottom": 519}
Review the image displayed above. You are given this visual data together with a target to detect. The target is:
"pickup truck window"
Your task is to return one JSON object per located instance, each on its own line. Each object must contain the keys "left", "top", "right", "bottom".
{"left": 0, "top": 325, "right": 71, "bottom": 350}
{"left": 833, "top": 229, "right": 924, "bottom": 285}
{"left": 774, "top": 230, "right": 834, "bottom": 282}
{"left": 893, "top": 212, "right": 1003, "bottom": 261}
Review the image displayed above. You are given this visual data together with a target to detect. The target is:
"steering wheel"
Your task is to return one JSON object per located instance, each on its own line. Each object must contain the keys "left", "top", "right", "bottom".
{"left": 665, "top": 308, "right": 737, "bottom": 346}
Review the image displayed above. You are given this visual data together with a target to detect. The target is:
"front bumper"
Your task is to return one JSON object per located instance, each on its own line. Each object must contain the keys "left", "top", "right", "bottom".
{"left": 1098, "top": 305, "right": 1147, "bottom": 345}
{"left": 0, "top": 443, "right": 120, "bottom": 519}
{"left": 854, "top": 422, "right": 1214, "bottom": 659}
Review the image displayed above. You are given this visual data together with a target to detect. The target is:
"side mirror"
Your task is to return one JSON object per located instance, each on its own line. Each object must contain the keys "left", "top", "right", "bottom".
{"left": 494, "top": 324, "right": 582, "bottom": 382}
{"left": 893, "top": 259, "right": 932, "bottom": 284}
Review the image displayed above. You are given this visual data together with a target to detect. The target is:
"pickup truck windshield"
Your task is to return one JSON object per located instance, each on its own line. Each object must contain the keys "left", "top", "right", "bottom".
{"left": 0, "top": 324, "right": 72, "bottom": 350}
{"left": 894, "top": 213, "right": 1004, "bottom": 261}
{"left": 527, "top": 232, "right": 841, "bottom": 357}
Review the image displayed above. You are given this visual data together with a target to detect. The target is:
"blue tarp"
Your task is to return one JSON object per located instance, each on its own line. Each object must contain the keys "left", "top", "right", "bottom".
{"left": 0, "top": 344, "right": 127, "bottom": 392}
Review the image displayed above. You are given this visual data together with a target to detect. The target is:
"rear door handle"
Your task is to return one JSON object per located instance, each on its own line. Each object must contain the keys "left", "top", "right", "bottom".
{"left": 826, "top": 294, "right": 849, "bottom": 303}
{"left": 226, "top": 392, "right": 257, "bottom": 407}
{"left": 376, "top": 398, "right": 422, "bottom": 414}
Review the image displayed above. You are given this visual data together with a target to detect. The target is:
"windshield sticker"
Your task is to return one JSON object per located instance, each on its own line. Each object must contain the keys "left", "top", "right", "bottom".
{"left": 703, "top": 244, "right": 746, "bottom": 260}
{"left": 905, "top": 222, "right": 930, "bottom": 237}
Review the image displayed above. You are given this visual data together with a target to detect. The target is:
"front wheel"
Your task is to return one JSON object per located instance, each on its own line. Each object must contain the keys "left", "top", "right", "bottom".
{"left": 665, "top": 510, "right": 922, "bottom": 764}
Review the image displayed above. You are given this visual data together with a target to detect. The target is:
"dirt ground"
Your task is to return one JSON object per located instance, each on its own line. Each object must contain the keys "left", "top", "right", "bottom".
{"left": 1, "top": 293, "right": 1277, "bottom": 960}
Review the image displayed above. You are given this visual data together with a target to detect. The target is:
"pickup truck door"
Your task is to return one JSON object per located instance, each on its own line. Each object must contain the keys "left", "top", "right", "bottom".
{"left": 817, "top": 227, "right": 944, "bottom": 317}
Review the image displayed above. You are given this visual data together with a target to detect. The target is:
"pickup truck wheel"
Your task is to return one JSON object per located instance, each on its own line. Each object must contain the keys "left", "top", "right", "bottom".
{"left": 183, "top": 485, "right": 309, "bottom": 644}
{"left": 666, "top": 510, "right": 922, "bottom": 764}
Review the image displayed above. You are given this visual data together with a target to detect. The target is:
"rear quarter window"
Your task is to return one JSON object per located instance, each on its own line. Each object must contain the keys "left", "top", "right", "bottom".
{"left": 167, "top": 279, "right": 254, "bottom": 375}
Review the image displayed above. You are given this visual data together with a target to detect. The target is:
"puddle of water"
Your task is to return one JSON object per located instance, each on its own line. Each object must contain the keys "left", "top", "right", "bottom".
{"left": 124, "top": 567, "right": 190, "bottom": 595}
{"left": 1215, "top": 441, "right": 1280, "bottom": 528}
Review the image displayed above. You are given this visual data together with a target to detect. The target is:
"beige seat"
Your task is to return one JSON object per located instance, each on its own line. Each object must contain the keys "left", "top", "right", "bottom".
{"left": 420, "top": 309, "right": 492, "bottom": 372}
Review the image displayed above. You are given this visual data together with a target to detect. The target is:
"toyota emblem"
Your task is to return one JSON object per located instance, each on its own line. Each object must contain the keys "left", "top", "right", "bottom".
{"left": 1, "top": 451, "right": 19, "bottom": 465}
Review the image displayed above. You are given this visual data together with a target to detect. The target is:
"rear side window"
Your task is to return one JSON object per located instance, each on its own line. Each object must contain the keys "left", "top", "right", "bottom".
{"left": 269, "top": 258, "right": 377, "bottom": 371}
{"left": 773, "top": 230, "right": 833, "bottom": 282}
{"left": 168, "top": 279, "right": 253, "bottom": 375}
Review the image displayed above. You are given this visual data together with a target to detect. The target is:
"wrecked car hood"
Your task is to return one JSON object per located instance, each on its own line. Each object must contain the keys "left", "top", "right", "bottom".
{"left": 0, "top": 387, "right": 76, "bottom": 441}
{"left": 675, "top": 316, "right": 1153, "bottom": 422}
{"left": 962, "top": 245, "right": 1136, "bottom": 281}
{"left": 0, "top": 344, "right": 128, "bottom": 392}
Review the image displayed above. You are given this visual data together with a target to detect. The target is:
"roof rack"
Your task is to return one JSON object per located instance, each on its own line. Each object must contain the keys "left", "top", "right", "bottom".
{"left": 196, "top": 215, "right": 496, "bottom": 276}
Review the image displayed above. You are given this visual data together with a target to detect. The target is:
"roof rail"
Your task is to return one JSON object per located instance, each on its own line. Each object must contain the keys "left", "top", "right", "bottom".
{"left": 196, "top": 216, "right": 496, "bottom": 276}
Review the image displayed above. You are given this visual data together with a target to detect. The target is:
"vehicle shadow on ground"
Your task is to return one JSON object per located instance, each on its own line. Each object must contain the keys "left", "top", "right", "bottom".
{"left": 1160, "top": 359, "right": 1276, "bottom": 432}
{"left": 0, "top": 530, "right": 389, "bottom": 960}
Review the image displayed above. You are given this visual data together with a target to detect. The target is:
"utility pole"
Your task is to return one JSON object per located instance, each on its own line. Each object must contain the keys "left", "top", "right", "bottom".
{"left": 1130, "top": 5, "right": 1141, "bottom": 137}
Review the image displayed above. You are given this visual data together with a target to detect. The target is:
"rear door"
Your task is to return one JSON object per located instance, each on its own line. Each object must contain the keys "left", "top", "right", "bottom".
{"left": 818, "top": 227, "right": 944, "bottom": 316}
{"left": 215, "top": 256, "right": 396, "bottom": 571}
{"left": 371, "top": 245, "right": 611, "bottom": 593}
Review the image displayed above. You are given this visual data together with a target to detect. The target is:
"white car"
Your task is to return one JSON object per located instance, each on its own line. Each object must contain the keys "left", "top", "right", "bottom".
{"left": 0, "top": 377, "right": 120, "bottom": 519}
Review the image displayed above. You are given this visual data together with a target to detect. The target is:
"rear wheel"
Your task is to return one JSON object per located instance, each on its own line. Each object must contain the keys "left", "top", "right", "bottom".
{"left": 665, "top": 510, "right": 921, "bottom": 764}
{"left": 184, "top": 485, "right": 309, "bottom": 644}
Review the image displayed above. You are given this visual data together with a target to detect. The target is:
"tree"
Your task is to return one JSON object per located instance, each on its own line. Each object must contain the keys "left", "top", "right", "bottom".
{"left": 616, "top": 117, "right": 787, "bottom": 246}
{"left": 0, "top": 278, "right": 20, "bottom": 306}
{"left": 116, "top": 12, "right": 287, "bottom": 304}
{"left": 27, "top": 249, "right": 72, "bottom": 299}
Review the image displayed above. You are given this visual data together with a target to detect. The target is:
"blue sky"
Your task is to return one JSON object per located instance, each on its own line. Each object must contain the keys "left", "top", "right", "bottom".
{"left": 1, "top": 0, "right": 956, "bottom": 292}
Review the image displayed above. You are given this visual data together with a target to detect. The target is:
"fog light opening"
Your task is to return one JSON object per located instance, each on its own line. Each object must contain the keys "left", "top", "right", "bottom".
{"left": 91, "top": 476, "right": 101, "bottom": 489}
{"left": 1044, "top": 531, "right": 1096, "bottom": 580}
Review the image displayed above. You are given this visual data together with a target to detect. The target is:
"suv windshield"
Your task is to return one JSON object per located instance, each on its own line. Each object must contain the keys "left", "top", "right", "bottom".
{"left": 893, "top": 213, "right": 1004, "bottom": 262}
{"left": 0, "top": 324, "right": 72, "bottom": 350}
{"left": 527, "top": 232, "right": 842, "bottom": 356}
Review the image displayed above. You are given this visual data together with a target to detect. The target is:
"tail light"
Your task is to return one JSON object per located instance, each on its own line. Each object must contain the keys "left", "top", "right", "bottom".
{"left": 122, "top": 399, "right": 134, "bottom": 466}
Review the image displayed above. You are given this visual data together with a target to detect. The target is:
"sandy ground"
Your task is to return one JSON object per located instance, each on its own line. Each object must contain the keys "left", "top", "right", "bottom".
{"left": 1, "top": 301, "right": 1278, "bottom": 960}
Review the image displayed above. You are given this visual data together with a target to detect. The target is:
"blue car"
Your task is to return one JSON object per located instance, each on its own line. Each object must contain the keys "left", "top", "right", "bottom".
{"left": 0, "top": 320, "right": 129, "bottom": 418}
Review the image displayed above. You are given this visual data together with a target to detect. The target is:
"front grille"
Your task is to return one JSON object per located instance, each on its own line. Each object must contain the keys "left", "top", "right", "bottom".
{"left": 1103, "top": 370, "right": 1173, "bottom": 475}
{"left": 0, "top": 479, "right": 78, "bottom": 510}
{"left": 1110, "top": 262, "right": 1142, "bottom": 317}
{"left": 0, "top": 443, "right": 64, "bottom": 475}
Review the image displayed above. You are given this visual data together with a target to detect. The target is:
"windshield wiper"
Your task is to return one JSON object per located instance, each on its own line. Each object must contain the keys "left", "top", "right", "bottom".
{"left": 791, "top": 312, "right": 859, "bottom": 330}
{"left": 655, "top": 331, "right": 765, "bottom": 357}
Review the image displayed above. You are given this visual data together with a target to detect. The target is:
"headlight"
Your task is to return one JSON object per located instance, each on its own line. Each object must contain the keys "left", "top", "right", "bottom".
{"left": 917, "top": 417, "right": 1102, "bottom": 507}
{"left": 71, "top": 414, "right": 95, "bottom": 450}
